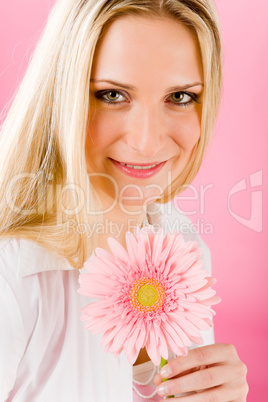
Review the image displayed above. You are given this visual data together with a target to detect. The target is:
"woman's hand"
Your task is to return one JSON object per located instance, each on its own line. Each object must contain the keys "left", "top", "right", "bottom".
{"left": 154, "top": 343, "right": 249, "bottom": 401}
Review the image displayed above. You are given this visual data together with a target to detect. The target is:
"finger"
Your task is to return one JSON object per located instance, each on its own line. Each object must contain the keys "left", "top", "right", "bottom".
{"left": 154, "top": 366, "right": 199, "bottom": 385}
{"left": 157, "top": 365, "right": 232, "bottom": 397}
{"left": 158, "top": 379, "right": 249, "bottom": 401}
{"left": 233, "top": 400, "right": 248, "bottom": 402}
{"left": 159, "top": 344, "right": 237, "bottom": 379}
{"left": 159, "top": 384, "right": 224, "bottom": 402}
{"left": 154, "top": 373, "right": 162, "bottom": 386}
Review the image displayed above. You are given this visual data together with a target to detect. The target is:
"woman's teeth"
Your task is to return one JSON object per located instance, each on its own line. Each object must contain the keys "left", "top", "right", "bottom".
{"left": 119, "top": 162, "right": 158, "bottom": 170}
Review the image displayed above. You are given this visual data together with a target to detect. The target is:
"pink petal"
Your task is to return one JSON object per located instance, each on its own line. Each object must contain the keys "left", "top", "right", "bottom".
{"left": 107, "top": 237, "right": 129, "bottom": 263}
{"left": 162, "top": 320, "right": 184, "bottom": 348}
{"left": 79, "top": 278, "right": 119, "bottom": 298}
{"left": 146, "top": 331, "right": 161, "bottom": 366}
{"left": 83, "top": 317, "right": 110, "bottom": 333}
{"left": 86, "top": 253, "right": 124, "bottom": 277}
{"left": 140, "top": 231, "right": 151, "bottom": 259}
{"left": 123, "top": 328, "right": 140, "bottom": 363}
{"left": 178, "top": 300, "right": 214, "bottom": 317}
{"left": 181, "top": 261, "right": 205, "bottom": 278}
{"left": 95, "top": 247, "right": 115, "bottom": 262}
{"left": 81, "top": 299, "right": 116, "bottom": 316}
{"left": 172, "top": 315, "right": 202, "bottom": 337}
{"left": 195, "top": 247, "right": 203, "bottom": 259}
{"left": 175, "top": 252, "right": 198, "bottom": 274}
{"left": 167, "top": 234, "right": 184, "bottom": 260}
{"left": 168, "top": 316, "right": 192, "bottom": 346}
{"left": 191, "top": 288, "right": 217, "bottom": 301}
{"left": 158, "top": 330, "right": 169, "bottom": 360}
{"left": 204, "top": 277, "right": 217, "bottom": 287}
{"left": 184, "top": 312, "right": 211, "bottom": 331}
{"left": 136, "top": 235, "right": 146, "bottom": 266}
{"left": 102, "top": 325, "right": 123, "bottom": 349}
{"left": 187, "top": 334, "right": 204, "bottom": 345}
{"left": 159, "top": 233, "right": 177, "bottom": 264}
{"left": 83, "top": 257, "right": 112, "bottom": 275}
{"left": 125, "top": 232, "right": 139, "bottom": 267}
{"left": 181, "top": 279, "right": 209, "bottom": 294}
{"left": 163, "top": 248, "right": 186, "bottom": 276}
{"left": 200, "top": 295, "right": 221, "bottom": 306}
{"left": 127, "top": 344, "right": 140, "bottom": 365}
{"left": 161, "top": 323, "right": 184, "bottom": 356}
{"left": 151, "top": 229, "right": 164, "bottom": 266}
{"left": 112, "top": 321, "right": 134, "bottom": 352}
{"left": 136, "top": 329, "right": 147, "bottom": 351}
{"left": 182, "top": 240, "right": 198, "bottom": 253}
{"left": 202, "top": 317, "right": 213, "bottom": 326}
{"left": 103, "top": 338, "right": 114, "bottom": 354}
{"left": 148, "top": 232, "right": 155, "bottom": 257}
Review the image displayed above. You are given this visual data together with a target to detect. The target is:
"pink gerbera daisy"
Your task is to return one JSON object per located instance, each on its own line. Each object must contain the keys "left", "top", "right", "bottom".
{"left": 78, "top": 225, "right": 220, "bottom": 366}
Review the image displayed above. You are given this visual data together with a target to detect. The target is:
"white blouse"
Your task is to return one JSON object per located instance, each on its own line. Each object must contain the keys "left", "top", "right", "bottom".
{"left": 0, "top": 202, "right": 214, "bottom": 401}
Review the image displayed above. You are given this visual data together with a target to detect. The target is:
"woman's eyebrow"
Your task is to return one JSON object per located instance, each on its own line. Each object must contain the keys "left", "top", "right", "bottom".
{"left": 90, "top": 78, "right": 204, "bottom": 91}
{"left": 90, "top": 78, "right": 135, "bottom": 90}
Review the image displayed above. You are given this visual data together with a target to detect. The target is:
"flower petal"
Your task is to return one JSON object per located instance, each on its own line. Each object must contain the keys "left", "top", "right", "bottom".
{"left": 125, "top": 232, "right": 139, "bottom": 267}
{"left": 161, "top": 322, "right": 186, "bottom": 356}
{"left": 107, "top": 237, "right": 129, "bottom": 267}
{"left": 146, "top": 329, "right": 161, "bottom": 366}
{"left": 160, "top": 232, "right": 178, "bottom": 263}
{"left": 184, "top": 312, "right": 212, "bottom": 331}
{"left": 151, "top": 228, "right": 164, "bottom": 266}
{"left": 136, "top": 329, "right": 147, "bottom": 351}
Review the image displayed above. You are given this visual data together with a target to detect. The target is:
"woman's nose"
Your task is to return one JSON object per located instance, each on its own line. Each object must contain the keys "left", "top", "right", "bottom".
{"left": 125, "top": 106, "right": 164, "bottom": 157}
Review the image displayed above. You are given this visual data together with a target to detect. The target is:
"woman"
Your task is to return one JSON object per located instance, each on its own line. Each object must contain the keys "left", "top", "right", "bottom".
{"left": 0, "top": 0, "right": 248, "bottom": 401}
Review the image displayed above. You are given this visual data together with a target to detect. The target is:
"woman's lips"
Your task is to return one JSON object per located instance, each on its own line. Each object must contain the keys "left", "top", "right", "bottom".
{"left": 110, "top": 158, "right": 166, "bottom": 178}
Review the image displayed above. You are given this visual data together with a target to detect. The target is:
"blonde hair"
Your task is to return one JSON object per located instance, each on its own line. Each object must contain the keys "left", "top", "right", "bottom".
{"left": 0, "top": 0, "right": 223, "bottom": 269}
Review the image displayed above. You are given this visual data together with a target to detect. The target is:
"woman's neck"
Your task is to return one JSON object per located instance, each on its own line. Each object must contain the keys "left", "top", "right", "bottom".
{"left": 94, "top": 193, "right": 148, "bottom": 251}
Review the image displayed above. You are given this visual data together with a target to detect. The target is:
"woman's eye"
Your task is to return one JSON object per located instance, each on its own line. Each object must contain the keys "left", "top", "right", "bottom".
{"left": 95, "top": 90, "right": 126, "bottom": 104}
{"left": 169, "top": 91, "right": 200, "bottom": 107}
{"left": 93, "top": 89, "right": 201, "bottom": 107}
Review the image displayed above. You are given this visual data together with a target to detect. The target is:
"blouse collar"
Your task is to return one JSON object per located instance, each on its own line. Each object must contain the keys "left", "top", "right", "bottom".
{"left": 17, "top": 202, "right": 171, "bottom": 277}
{"left": 18, "top": 238, "right": 74, "bottom": 277}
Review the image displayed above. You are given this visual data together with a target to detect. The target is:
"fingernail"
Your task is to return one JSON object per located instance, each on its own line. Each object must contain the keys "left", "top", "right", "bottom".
{"left": 160, "top": 365, "right": 172, "bottom": 378}
{"left": 157, "top": 383, "right": 168, "bottom": 396}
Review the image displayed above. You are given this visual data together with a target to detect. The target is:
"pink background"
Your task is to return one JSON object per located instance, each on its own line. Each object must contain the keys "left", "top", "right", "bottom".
{"left": 0, "top": 0, "right": 267, "bottom": 400}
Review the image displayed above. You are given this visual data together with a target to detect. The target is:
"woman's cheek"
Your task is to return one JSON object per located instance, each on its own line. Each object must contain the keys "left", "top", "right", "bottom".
{"left": 171, "top": 112, "right": 201, "bottom": 151}
{"left": 88, "top": 110, "right": 124, "bottom": 147}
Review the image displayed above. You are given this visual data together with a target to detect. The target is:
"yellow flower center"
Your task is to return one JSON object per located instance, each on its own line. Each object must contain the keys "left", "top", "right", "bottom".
{"left": 130, "top": 277, "right": 165, "bottom": 313}
{"left": 137, "top": 284, "right": 159, "bottom": 306}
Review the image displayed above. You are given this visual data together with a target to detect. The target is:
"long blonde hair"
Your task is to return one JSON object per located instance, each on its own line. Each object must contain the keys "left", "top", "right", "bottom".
{"left": 0, "top": 0, "right": 222, "bottom": 269}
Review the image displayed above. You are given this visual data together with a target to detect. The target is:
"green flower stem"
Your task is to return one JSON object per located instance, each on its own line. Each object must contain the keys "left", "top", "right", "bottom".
{"left": 160, "top": 357, "right": 174, "bottom": 399}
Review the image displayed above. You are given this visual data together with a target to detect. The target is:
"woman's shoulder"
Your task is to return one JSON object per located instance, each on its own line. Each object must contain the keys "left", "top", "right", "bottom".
{"left": 0, "top": 236, "right": 73, "bottom": 279}
{"left": 0, "top": 237, "right": 37, "bottom": 275}
{"left": 0, "top": 237, "right": 12, "bottom": 250}
{"left": 0, "top": 237, "right": 21, "bottom": 276}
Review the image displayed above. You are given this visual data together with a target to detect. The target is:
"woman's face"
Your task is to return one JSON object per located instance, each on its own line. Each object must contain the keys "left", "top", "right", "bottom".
{"left": 86, "top": 15, "right": 203, "bottom": 208}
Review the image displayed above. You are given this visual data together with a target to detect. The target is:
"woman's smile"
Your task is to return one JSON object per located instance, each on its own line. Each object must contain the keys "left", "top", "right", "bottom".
{"left": 109, "top": 158, "right": 167, "bottom": 178}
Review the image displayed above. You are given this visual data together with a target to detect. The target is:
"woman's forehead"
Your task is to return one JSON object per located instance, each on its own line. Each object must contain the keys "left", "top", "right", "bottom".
{"left": 91, "top": 15, "right": 203, "bottom": 89}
